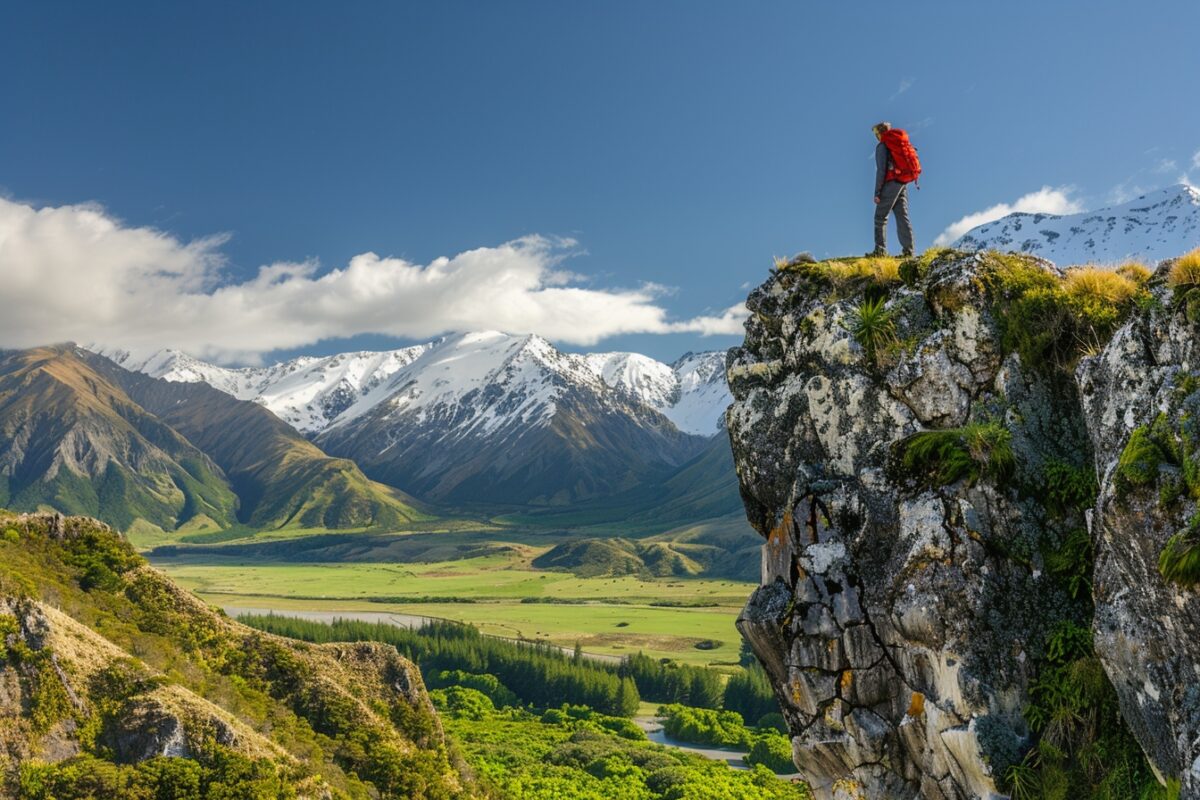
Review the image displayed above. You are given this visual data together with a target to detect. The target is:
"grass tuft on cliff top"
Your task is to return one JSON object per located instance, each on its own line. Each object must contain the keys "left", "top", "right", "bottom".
{"left": 977, "top": 252, "right": 1149, "bottom": 371}
{"left": 1167, "top": 247, "right": 1200, "bottom": 289}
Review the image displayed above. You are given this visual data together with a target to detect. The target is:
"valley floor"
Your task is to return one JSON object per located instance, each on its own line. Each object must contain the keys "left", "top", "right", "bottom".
{"left": 156, "top": 549, "right": 755, "bottom": 668}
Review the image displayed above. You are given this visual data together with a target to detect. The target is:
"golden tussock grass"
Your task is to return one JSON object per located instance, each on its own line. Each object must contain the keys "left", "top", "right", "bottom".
{"left": 1062, "top": 266, "right": 1140, "bottom": 305}
{"left": 824, "top": 256, "right": 901, "bottom": 285}
{"left": 1115, "top": 261, "right": 1152, "bottom": 284}
{"left": 1168, "top": 248, "right": 1200, "bottom": 289}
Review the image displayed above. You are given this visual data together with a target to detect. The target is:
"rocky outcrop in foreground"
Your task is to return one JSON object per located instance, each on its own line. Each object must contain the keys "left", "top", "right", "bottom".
{"left": 0, "top": 511, "right": 477, "bottom": 798}
{"left": 729, "top": 250, "right": 1200, "bottom": 799}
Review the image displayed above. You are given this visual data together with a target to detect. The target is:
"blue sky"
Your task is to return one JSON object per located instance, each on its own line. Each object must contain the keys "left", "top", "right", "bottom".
{"left": 2, "top": 1, "right": 1199, "bottom": 363}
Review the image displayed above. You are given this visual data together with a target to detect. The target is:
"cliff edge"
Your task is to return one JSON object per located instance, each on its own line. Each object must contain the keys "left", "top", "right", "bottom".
{"left": 729, "top": 249, "right": 1198, "bottom": 799}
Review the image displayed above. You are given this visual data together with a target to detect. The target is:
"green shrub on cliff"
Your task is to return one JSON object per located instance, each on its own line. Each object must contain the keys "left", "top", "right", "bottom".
{"left": 1007, "top": 622, "right": 1164, "bottom": 800}
{"left": 978, "top": 253, "right": 1147, "bottom": 370}
{"left": 1167, "top": 248, "right": 1200, "bottom": 290}
{"left": 1115, "top": 414, "right": 1180, "bottom": 495}
{"left": 1159, "top": 521, "right": 1200, "bottom": 588}
{"left": 1113, "top": 403, "right": 1200, "bottom": 589}
{"left": 895, "top": 420, "right": 1015, "bottom": 489}
{"left": 845, "top": 296, "right": 897, "bottom": 363}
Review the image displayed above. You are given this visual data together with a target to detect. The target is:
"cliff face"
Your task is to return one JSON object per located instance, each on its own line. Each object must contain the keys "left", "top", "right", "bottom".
{"left": 1079, "top": 279, "right": 1200, "bottom": 794}
{"left": 728, "top": 250, "right": 1194, "bottom": 799}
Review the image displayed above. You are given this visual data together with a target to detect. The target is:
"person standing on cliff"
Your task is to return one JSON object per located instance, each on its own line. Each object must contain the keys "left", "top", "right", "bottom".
{"left": 871, "top": 121, "right": 921, "bottom": 257}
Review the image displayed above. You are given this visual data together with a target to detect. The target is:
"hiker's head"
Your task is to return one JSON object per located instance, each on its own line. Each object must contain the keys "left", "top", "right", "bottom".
{"left": 872, "top": 121, "right": 891, "bottom": 140}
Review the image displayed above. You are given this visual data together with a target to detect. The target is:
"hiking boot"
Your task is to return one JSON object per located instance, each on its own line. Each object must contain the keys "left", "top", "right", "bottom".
{"left": 901, "top": 249, "right": 914, "bottom": 257}
{"left": 865, "top": 249, "right": 887, "bottom": 257}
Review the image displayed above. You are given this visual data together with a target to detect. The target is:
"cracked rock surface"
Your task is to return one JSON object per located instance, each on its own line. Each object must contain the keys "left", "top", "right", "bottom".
{"left": 1078, "top": 266, "right": 1200, "bottom": 795}
{"left": 727, "top": 253, "right": 1093, "bottom": 799}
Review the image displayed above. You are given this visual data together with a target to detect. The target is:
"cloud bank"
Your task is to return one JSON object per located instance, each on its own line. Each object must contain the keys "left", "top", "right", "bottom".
{"left": 0, "top": 198, "right": 746, "bottom": 363}
{"left": 934, "top": 186, "right": 1084, "bottom": 246}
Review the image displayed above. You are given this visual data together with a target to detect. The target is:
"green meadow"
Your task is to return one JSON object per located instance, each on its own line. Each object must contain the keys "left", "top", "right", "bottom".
{"left": 157, "top": 547, "right": 756, "bottom": 668}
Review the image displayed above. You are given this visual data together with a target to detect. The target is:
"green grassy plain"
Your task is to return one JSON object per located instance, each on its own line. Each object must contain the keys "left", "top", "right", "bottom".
{"left": 158, "top": 549, "right": 755, "bottom": 668}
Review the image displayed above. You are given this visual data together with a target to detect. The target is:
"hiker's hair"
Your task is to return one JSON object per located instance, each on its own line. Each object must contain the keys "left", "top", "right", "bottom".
{"left": 872, "top": 121, "right": 892, "bottom": 134}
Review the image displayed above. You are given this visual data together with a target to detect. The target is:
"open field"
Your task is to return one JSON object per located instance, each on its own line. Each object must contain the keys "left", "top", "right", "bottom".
{"left": 159, "top": 555, "right": 752, "bottom": 604}
{"left": 157, "top": 552, "right": 756, "bottom": 668}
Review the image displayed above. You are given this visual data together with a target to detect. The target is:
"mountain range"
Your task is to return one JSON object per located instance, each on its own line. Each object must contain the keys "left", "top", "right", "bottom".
{"left": 954, "top": 183, "right": 1200, "bottom": 266}
{"left": 0, "top": 346, "right": 425, "bottom": 536}
{"left": 97, "top": 332, "right": 735, "bottom": 508}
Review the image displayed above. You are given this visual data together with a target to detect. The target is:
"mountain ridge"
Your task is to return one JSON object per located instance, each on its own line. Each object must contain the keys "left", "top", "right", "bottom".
{"left": 0, "top": 346, "right": 426, "bottom": 533}
{"left": 955, "top": 183, "right": 1200, "bottom": 266}
{"left": 94, "top": 333, "right": 736, "bottom": 509}
{"left": 94, "top": 332, "right": 732, "bottom": 437}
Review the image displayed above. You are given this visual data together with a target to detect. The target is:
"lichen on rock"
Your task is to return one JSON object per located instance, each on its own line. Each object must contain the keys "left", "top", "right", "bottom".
{"left": 1078, "top": 259, "right": 1200, "bottom": 795}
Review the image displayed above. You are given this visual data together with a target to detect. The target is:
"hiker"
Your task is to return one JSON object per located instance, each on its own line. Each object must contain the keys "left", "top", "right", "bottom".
{"left": 871, "top": 121, "right": 921, "bottom": 257}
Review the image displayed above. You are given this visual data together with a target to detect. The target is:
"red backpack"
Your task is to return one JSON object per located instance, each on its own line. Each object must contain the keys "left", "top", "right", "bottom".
{"left": 881, "top": 128, "right": 922, "bottom": 184}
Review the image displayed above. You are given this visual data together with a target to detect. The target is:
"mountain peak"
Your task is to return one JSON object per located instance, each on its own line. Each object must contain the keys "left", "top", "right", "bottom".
{"left": 84, "top": 334, "right": 734, "bottom": 438}
{"left": 955, "top": 183, "right": 1200, "bottom": 266}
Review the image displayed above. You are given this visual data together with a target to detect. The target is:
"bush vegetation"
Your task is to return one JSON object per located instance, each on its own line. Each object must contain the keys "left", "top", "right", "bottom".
{"left": 845, "top": 296, "right": 897, "bottom": 364}
{"left": 978, "top": 253, "right": 1148, "bottom": 370}
{"left": 1111, "top": 384, "right": 1200, "bottom": 588}
{"left": 1003, "top": 622, "right": 1168, "bottom": 800}
{"left": 1167, "top": 248, "right": 1200, "bottom": 289}
{"left": 1115, "top": 261, "right": 1152, "bottom": 284}
{"left": 1159, "top": 520, "right": 1200, "bottom": 588}
{"left": 1063, "top": 266, "right": 1141, "bottom": 306}
{"left": 441, "top": 700, "right": 809, "bottom": 800}
{"left": 895, "top": 420, "right": 1016, "bottom": 489}
{"left": 659, "top": 704, "right": 752, "bottom": 748}
{"left": 745, "top": 732, "right": 795, "bottom": 773}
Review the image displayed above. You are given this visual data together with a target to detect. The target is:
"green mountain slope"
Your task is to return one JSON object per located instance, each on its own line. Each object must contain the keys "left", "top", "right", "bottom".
{"left": 505, "top": 432, "right": 748, "bottom": 531}
{"left": 317, "top": 378, "right": 708, "bottom": 508}
{"left": 0, "top": 510, "right": 476, "bottom": 798}
{"left": 0, "top": 347, "right": 238, "bottom": 530}
{"left": 80, "top": 351, "right": 429, "bottom": 531}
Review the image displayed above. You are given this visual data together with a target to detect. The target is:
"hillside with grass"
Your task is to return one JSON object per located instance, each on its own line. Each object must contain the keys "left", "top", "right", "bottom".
{"left": 0, "top": 510, "right": 476, "bottom": 798}
{"left": 80, "top": 350, "right": 429, "bottom": 532}
{"left": 0, "top": 346, "right": 428, "bottom": 537}
{"left": 0, "top": 347, "right": 239, "bottom": 532}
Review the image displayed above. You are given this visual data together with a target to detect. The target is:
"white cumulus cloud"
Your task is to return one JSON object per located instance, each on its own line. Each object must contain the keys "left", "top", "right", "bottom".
{"left": 0, "top": 197, "right": 747, "bottom": 364}
{"left": 934, "top": 186, "right": 1084, "bottom": 246}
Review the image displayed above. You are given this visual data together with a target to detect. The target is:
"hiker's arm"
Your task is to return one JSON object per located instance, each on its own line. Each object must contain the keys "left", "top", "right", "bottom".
{"left": 874, "top": 143, "right": 887, "bottom": 198}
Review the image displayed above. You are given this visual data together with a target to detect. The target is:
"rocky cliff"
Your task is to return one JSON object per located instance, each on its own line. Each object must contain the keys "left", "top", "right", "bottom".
{"left": 729, "top": 249, "right": 1198, "bottom": 799}
{"left": 1079, "top": 266, "right": 1200, "bottom": 795}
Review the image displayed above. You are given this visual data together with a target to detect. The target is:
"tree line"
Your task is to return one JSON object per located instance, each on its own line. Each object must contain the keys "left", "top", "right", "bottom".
{"left": 240, "top": 614, "right": 780, "bottom": 721}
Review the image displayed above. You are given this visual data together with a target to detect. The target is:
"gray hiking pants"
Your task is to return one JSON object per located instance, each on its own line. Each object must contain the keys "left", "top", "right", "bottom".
{"left": 874, "top": 180, "right": 914, "bottom": 254}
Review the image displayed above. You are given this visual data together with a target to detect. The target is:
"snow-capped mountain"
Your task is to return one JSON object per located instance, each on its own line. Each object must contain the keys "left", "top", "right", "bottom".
{"left": 313, "top": 332, "right": 716, "bottom": 504}
{"left": 98, "top": 345, "right": 432, "bottom": 433}
{"left": 92, "top": 334, "right": 733, "bottom": 506}
{"left": 955, "top": 184, "right": 1200, "bottom": 266}
{"left": 96, "top": 336, "right": 730, "bottom": 437}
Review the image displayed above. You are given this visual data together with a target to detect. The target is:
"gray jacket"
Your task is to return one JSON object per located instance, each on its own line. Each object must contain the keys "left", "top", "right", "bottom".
{"left": 875, "top": 141, "right": 893, "bottom": 197}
